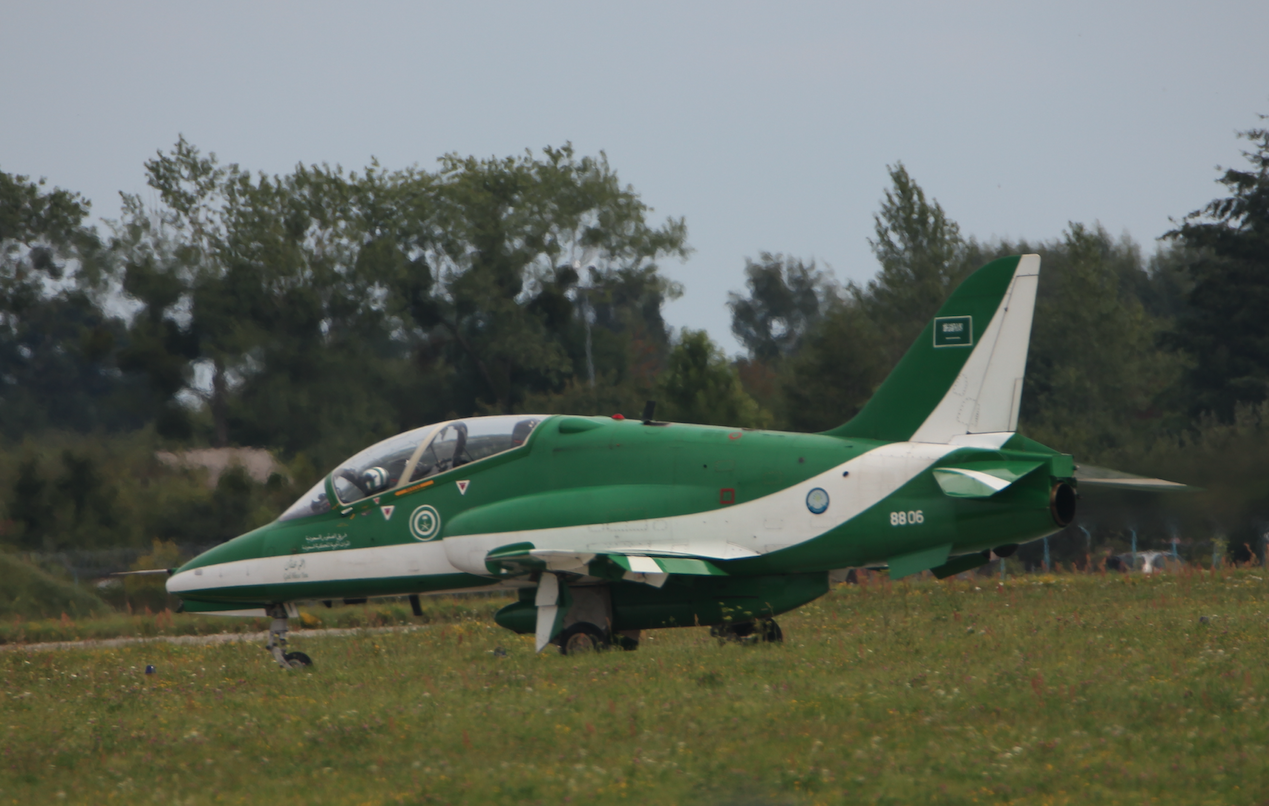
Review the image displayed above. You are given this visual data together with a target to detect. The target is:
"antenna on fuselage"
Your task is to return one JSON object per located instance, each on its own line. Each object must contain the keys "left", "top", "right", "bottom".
{"left": 641, "top": 400, "right": 656, "bottom": 424}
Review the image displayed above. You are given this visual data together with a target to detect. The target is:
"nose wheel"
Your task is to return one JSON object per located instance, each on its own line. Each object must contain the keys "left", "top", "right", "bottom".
{"left": 282, "top": 651, "right": 313, "bottom": 668}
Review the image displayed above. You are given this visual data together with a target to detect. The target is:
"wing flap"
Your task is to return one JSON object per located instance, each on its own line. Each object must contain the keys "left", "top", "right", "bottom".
{"left": 484, "top": 543, "right": 728, "bottom": 585}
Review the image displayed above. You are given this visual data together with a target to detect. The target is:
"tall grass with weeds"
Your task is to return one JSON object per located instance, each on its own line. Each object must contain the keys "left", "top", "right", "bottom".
{"left": 2, "top": 568, "right": 1267, "bottom": 804}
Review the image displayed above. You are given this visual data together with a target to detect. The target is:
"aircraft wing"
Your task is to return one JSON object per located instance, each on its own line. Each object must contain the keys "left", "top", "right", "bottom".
{"left": 487, "top": 543, "right": 738, "bottom": 652}
{"left": 1074, "top": 464, "right": 1193, "bottom": 492}
{"left": 485, "top": 543, "right": 736, "bottom": 588}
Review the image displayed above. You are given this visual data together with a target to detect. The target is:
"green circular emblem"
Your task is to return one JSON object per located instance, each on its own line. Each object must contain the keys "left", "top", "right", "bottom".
{"left": 409, "top": 505, "right": 442, "bottom": 541}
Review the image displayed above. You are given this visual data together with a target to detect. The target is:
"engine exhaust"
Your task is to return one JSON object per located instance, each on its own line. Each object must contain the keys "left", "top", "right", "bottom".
{"left": 1050, "top": 482, "right": 1076, "bottom": 526}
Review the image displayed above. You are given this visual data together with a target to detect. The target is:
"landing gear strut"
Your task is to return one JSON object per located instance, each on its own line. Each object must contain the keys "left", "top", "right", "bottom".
{"left": 265, "top": 604, "right": 312, "bottom": 669}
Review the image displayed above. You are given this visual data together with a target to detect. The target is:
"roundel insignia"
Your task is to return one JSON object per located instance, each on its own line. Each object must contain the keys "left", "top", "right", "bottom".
{"left": 806, "top": 488, "right": 829, "bottom": 515}
{"left": 409, "top": 505, "right": 442, "bottom": 541}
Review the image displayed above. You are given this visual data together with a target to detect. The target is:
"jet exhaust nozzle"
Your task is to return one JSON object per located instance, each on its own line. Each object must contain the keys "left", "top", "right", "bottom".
{"left": 1049, "top": 482, "right": 1076, "bottom": 527}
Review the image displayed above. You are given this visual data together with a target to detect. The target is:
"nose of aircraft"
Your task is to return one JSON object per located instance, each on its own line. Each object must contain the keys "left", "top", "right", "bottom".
{"left": 165, "top": 526, "right": 272, "bottom": 603}
{"left": 165, "top": 565, "right": 201, "bottom": 597}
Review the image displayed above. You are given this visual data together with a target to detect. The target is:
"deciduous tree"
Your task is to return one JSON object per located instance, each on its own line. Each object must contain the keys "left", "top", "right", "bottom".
{"left": 1164, "top": 120, "right": 1269, "bottom": 421}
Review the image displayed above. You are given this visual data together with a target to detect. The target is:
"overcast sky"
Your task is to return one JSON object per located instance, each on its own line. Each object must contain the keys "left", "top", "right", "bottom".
{"left": 3, "top": 1, "right": 1266, "bottom": 353}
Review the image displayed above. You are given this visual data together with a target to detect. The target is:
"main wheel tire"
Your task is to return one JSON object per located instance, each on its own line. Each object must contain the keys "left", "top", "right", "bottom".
{"left": 558, "top": 622, "right": 610, "bottom": 655}
{"left": 711, "top": 619, "right": 783, "bottom": 644}
{"left": 614, "top": 633, "right": 640, "bottom": 651}
{"left": 756, "top": 618, "right": 783, "bottom": 643}
{"left": 283, "top": 651, "right": 313, "bottom": 669}
{"left": 710, "top": 621, "right": 755, "bottom": 642}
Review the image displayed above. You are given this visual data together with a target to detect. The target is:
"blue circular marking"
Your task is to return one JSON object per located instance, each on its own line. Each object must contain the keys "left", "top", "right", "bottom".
{"left": 806, "top": 487, "right": 829, "bottom": 514}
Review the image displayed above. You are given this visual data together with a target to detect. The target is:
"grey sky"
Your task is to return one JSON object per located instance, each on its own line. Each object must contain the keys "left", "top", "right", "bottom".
{"left": 3, "top": 1, "right": 1265, "bottom": 354}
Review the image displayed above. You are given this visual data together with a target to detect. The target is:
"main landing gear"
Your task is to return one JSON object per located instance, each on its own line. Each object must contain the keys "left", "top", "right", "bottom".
{"left": 265, "top": 604, "right": 312, "bottom": 670}
{"left": 555, "top": 623, "right": 642, "bottom": 655}
{"left": 710, "top": 618, "right": 784, "bottom": 644}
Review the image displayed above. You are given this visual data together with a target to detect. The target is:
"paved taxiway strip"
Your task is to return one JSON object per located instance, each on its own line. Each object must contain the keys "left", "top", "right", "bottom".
{"left": 0, "top": 624, "right": 425, "bottom": 653}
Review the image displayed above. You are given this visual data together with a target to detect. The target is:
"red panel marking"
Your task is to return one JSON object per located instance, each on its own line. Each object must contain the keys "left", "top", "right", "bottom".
{"left": 728, "top": 431, "right": 742, "bottom": 441}
{"left": 720, "top": 488, "right": 735, "bottom": 505}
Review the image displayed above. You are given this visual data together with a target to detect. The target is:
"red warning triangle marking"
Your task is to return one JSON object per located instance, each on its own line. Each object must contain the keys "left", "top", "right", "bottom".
{"left": 456, "top": 480, "right": 470, "bottom": 495}
{"left": 380, "top": 505, "right": 395, "bottom": 521}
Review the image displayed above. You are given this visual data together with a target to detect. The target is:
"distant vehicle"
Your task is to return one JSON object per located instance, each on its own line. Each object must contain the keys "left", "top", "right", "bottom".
{"left": 1107, "top": 550, "right": 1183, "bottom": 574}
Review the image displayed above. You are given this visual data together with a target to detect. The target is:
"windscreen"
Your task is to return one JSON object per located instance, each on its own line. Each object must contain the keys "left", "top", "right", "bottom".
{"left": 276, "top": 415, "right": 548, "bottom": 519}
{"left": 278, "top": 478, "right": 332, "bottom": 522}
{"left": 332, "top": 424, "right": 440, "bottom": 505}
{"left": 408, "top": 415, "right": 544, "bottom": 483}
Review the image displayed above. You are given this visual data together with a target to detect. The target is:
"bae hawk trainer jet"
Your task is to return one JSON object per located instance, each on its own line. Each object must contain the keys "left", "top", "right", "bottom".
{"left": 166, "top": 254, "right": 1182, "bottom": 668}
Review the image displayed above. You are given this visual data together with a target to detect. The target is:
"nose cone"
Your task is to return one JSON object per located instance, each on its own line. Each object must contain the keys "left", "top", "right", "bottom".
{"left": 166, "top": 566, "right": 202, "bottom": 596}
{"left": 165, "top": 526, "right": 271, "bottom": 602}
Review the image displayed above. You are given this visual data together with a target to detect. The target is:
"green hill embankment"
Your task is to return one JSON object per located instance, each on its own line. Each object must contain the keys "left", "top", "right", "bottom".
{"left": 0, "top": 553, "right": 110, "bottom": 620}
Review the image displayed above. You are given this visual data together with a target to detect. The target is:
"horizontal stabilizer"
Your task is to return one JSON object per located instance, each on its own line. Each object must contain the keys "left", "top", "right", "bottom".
{"left": 1075, "top": 465, "right": 1193, "bottom": 493}
{"left": 933, "top": 461, "right": 1044, "bottom": 498}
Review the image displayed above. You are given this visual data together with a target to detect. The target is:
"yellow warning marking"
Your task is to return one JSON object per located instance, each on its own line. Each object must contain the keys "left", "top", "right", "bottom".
{"left": 395, "top": 480, "right": 434, "bottom": 496}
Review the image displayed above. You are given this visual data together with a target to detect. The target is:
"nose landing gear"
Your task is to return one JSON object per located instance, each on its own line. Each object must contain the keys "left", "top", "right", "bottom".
{"left": 265, "top": 603, "right": 312, "bottom": 669}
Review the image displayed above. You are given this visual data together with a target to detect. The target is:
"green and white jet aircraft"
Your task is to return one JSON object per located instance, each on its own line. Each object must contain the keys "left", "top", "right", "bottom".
{"left": 167, "top": 254, "right": 1181, "bottom": 668}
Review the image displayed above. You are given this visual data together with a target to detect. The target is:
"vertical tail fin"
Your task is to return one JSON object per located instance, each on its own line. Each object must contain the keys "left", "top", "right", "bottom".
{"left": 827, "top": 254, "right": 1040, "bottom": 444}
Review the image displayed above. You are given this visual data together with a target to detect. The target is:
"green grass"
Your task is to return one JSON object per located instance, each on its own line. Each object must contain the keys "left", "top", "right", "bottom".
{"left": 0, "top": 596, "right": 508, "bottom": 646}
{"left": 3, "top": 569, "right": 1268, "bottom": 805}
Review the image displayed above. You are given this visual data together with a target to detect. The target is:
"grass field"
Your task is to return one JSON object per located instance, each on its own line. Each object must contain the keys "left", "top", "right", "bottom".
{"left": 3, "top": 569, "right": 1268, "bottom": 805}
{"left": 0, "top": 596, "right": 503, "bottom": 646}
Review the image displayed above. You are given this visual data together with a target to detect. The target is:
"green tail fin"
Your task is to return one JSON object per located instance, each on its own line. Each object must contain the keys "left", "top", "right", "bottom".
{"left": 827, "top": 254, "right": 1040, "bottom": 444}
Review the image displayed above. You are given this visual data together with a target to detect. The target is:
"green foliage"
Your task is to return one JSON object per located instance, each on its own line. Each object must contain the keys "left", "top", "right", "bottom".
{"left": 728, "top": 252, "right": 837, "bottom": 362}
{"left": 780, "top": 298, "right": 892, "bottom": 432}
{"left": 861, "top": 162, "right": 981, "bottom": 355}
{"left": 4, "top": 573, "right": 1268, "bottom": 804}
{"left": 1009, "top": 224, "right": 1185, "bottom": 460}
{"left": 1164, "top": 120, "right": 1269, "bottom": 421}
{"left": 1097, "top": 401, "right": 1269, "bottom": 551}
{"left": 0, "top": 431, "right": 304, "bottom": 553}
{"left": 0, "top": 170, "right": 139, "bottom": 436}
{"left": 0, "top": 552, "right": 109, "bottom": 619}
{"left": 100, "top": 140, "right": 688, "bottom": 470}
{"left": 657, "top": 329, "right": 768, "bottom": 427}
{"left": 416, "top": 146, "right": 688, "bottom": 414}
{"left": 775, "top": 163, "right": 979, "bottom": 432}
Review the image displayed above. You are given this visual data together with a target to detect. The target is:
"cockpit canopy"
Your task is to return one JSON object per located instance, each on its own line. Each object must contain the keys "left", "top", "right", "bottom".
{"left": 278, "top": 415, "right": 546, "bottom": 522}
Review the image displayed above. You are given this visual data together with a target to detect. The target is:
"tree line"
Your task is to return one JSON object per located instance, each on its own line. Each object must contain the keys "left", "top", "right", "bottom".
{"left": 2, "top": 121, "right": 1268, "bottom": 565}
